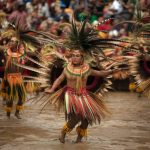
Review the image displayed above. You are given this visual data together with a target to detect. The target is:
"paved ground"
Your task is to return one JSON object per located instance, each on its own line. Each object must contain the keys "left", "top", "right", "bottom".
{"left": 0, "top": 92, "right": 150, "bottom": 150}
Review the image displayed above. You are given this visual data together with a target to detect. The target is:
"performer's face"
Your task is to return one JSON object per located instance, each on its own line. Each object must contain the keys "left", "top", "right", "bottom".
{"left": 71, "top": 50, "right": 83, "bottom": 65}
{"left": 9, "top": 37, "right": 18, "bottom": 51}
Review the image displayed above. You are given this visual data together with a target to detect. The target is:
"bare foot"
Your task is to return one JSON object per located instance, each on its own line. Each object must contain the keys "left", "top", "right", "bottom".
{"left": 59, "top": 137, "right": 65, "bottom": 143}
{"left": 75, "top": 135, "right": 83, "bottom": 143}
{"left": 59, "top": 132, "right": 66, "bottom": 143}
{"left": 15, "top": 112, "right": 22, "bottom": 119}
{"left": 7, "top": 112, "right": 10, "bottom": 119}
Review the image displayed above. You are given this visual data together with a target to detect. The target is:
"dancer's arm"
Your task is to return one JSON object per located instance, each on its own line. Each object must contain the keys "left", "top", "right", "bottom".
{"left": 90, "top": 68, "right": 120, "bottom": 77}
{"left": 45, "top": 70, "right": 66, "bottom": 93}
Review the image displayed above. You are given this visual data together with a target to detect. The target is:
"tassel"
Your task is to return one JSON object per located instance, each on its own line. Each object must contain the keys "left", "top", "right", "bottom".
{"left": 129, "top": 82, "right": 136, "bottom": 91}
{"left": 62, "top": 123, "right": 72, "bottom": 133}
{"left": 76, "top": 76, "right": 82, "bottom": 94}
{"left": 76, "top": 126, "right": 87, "bottom": 137}
{"left": 5, "top": 107, "right": 12, "bottom": 112}
{"left": 76, "top": 68, "right": 83, "bottom": 94}
{"left": 136, "top": 87, "right": 143, "bottom": 93}
{"left": 16, "top": 105, "right": 24, "bottom": 110}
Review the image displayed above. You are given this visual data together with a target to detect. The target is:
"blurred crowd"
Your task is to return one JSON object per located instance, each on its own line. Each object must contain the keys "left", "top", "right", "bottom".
{"left": 0, "top": 0, "right": 150, "bottom": 38}
{"left": 0, "top": 0, "right": 150, "bottom": 94}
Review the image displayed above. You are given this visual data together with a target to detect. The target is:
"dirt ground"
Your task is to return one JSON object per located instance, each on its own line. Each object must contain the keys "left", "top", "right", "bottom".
{"left": 0, "top": 92, "right": 150, "bottom": 150}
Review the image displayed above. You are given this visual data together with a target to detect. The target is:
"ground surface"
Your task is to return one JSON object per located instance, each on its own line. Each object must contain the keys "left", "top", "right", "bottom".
{"left": 0, "top": 92, "right": 150, "bottom": 150}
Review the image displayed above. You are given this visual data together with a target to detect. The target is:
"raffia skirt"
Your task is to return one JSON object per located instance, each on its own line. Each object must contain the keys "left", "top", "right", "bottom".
{"left": 48, "top": 87, "right": 110, "bottom": 125}
{"left": 1, "top": 73, "right": 26, "bottom": 101}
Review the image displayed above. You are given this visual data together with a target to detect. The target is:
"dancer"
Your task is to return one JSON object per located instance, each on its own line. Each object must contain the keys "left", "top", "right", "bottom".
{"left": 0, "top": 18, "right": 41, "bottom": 119}
{"left": 16, "top": 19, "right": 131, "bottom": 142}
{"left": 1, "top": 36, "right": 26, "bottom": 119}
{"left": 46, "top": 48, "right": 120, "bottom": 143}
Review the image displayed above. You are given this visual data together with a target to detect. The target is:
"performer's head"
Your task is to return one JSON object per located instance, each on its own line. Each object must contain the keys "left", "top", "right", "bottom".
{"left": 9, "top": 36, "right": 19, "bottom": 51}
{"left": 71, "top": 50, "right": 84, "bottom": 66}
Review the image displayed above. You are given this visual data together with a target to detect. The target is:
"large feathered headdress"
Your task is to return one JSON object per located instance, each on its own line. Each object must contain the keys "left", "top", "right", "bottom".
{"left": 0, "top": 17, "right": 41, "bottom": 50}
{"left": 114, "top": 3, "right": 150, "bottom": 55}
{"left": 56, "top": 19, "right": 134, "bottom": 59}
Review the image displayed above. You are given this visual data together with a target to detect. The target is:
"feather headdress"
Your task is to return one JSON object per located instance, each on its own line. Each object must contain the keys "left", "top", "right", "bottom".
{"left": 61, "top": 19, "right": 131, "bottom": 57}
{"left": 0, "top": 17, "right": 41, "bottom": 50}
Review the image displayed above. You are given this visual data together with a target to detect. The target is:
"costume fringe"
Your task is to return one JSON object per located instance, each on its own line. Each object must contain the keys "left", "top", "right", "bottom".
{"left": 5, "top": 107, "right": 12, "bottom": 112}
{"left": 2, "top": 73, "right": 26, "bottom": 101}
{"left": 44, "top": 87, "right": 110, "bottom": 125}
{"left": 129, "top": 82, "right": 136, "bottom": 91}
{"left": 76, "top": 126, "right": 87, "bottom": 137}
{"left": 62, "top": 123, "right": 72, "bottom": 133}
{"left": 16, "top": 105, "right": 24, "bottom": 110}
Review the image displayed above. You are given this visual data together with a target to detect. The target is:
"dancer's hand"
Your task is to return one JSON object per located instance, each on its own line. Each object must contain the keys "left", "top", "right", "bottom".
{"left": 45, "top": 88, "right": 54, "bottom": 94}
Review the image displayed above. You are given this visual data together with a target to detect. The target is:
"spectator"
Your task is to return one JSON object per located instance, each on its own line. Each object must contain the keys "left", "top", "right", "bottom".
{"left": 55, "top": 7, "right": 69, "bottom": 22}
{"left": 38, "top": 0, "right": 50, "bottom": 18}
{"left": 110, "top": 0, "right": 123, "bottom": 14}
{"left": 8, "top": 1, "right": 27, "bottom": 26}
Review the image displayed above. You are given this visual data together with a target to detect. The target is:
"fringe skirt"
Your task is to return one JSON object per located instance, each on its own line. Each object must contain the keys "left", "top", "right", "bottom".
{"left": 1, "top": 73, "right": 26, "bottom": 101}
{"left": 25, "top": 82, "right": 40, "bottom": 94}
{"left": 49, "top": 87, "right": 110, "bottom": 125}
